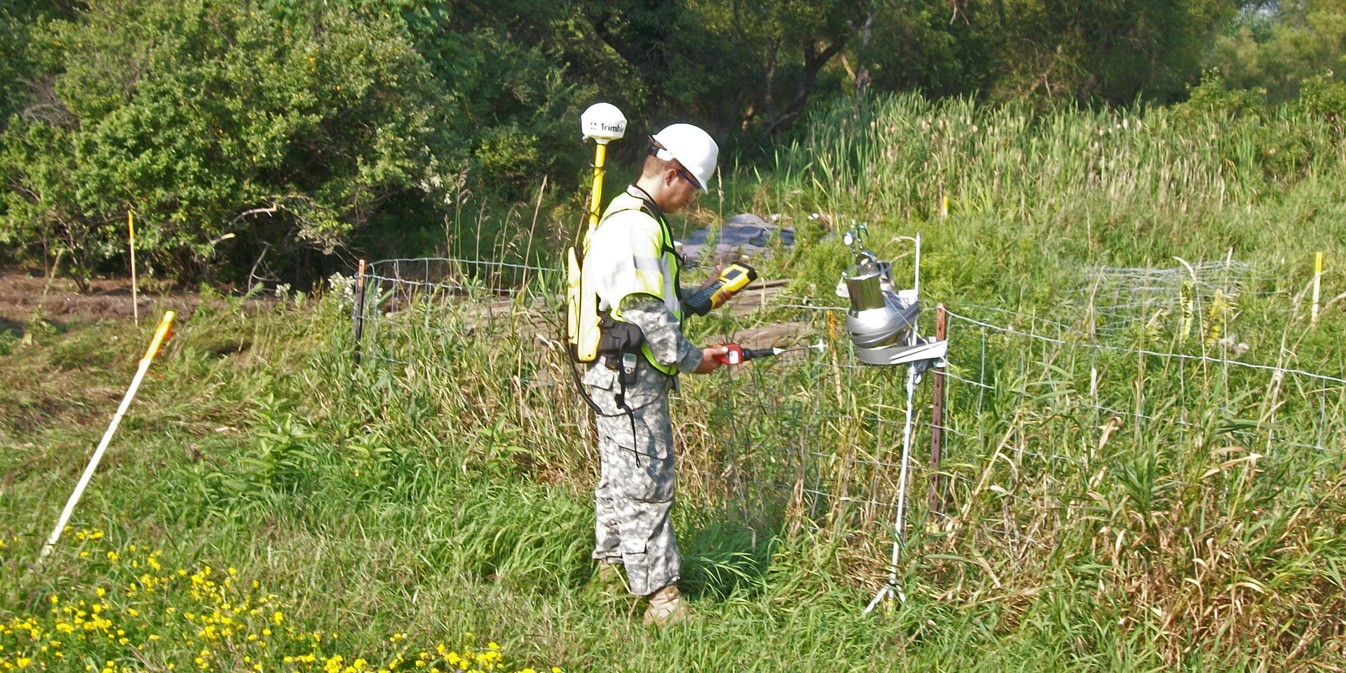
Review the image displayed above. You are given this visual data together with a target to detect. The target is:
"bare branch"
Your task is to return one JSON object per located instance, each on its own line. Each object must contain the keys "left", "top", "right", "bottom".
{"left": 231, "top": 206, "right": 282, "bottom": 224}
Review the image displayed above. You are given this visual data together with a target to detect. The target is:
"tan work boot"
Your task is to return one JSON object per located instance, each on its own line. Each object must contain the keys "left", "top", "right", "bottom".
{"left": 642, "top": 584, "right": 691, "bottom": 627}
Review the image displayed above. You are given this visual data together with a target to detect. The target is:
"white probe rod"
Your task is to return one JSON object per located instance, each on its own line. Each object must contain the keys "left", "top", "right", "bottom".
{"left": 40, "top": 312, "right": 174, "bottom": 561}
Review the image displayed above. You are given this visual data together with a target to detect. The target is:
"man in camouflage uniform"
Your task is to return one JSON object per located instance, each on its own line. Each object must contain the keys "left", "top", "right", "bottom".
{"left": 580, "top": 123, "right": 727, "bottom": 626}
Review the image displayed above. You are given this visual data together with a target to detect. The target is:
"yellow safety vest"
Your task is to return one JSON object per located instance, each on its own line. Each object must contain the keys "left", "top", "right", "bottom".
{"left": 580, "top": 190, "right": 683, "bottom": 375}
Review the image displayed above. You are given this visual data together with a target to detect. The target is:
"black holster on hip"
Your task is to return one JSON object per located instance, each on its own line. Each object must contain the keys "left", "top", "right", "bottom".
{"left": 598, "top": 314, "right": 645, "bottom": 385}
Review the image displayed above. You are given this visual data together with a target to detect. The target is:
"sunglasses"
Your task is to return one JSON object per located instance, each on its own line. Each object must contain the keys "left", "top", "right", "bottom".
{"left": 673, "top": 165, "right": 702, "bottom": 190}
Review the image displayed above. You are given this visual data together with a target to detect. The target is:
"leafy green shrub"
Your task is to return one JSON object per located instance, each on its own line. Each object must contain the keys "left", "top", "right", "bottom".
{"left": 0, "top": 0, "right": 445, "bottom": 285}
{"left": 1296, "top": 70, "right": 1346, "bottom": 125}
{"left": 1173, "top": 70, "right": 1268, "bottom": 121}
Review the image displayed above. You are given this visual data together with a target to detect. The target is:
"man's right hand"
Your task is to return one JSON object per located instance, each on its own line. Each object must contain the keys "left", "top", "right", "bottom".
{"left": 693, "top": 345, "right": 730, "bottom": 374}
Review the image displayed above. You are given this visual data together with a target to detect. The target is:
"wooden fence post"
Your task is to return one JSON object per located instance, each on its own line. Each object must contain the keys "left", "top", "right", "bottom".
{"left": 352, "top": 259, "right": 367, "bottom": 365}
{"left": 928, "top": 303, "right": 948, "bottom": 515}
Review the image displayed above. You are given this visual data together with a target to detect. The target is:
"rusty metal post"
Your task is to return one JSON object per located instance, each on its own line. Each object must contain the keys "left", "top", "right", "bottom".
{"left": 928, "top": 303, "right": 948, "bottom": 514}
{"left": 352, "top": 259, "right": 367, "bottom": 365}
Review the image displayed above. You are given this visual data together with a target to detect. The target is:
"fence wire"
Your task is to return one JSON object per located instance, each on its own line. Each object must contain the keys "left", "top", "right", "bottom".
{"left": 345, "top": 257, "right": 1346, "bottom": 596}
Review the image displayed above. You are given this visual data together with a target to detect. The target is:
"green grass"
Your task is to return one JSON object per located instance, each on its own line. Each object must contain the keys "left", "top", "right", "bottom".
{"left": 4, "top": 90, "right": 1346, "bottom": 671}
{"left": 0, "top": 299, "right": 1071, "bottom": 673}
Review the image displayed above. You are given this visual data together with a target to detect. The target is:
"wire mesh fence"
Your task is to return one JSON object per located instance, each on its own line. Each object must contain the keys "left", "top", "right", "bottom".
{"left": 931, "top": 305, "right": 1345, "bottom": 546}
{"left": 344, "top": 256, "right": 1346, "bottom": 599}
{"left": 1065, "top": 260, "right": 1270, "bottom": 340}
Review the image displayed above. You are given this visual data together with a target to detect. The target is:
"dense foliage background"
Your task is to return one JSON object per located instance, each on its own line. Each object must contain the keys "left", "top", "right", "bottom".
{"left": 2, "top": 0, "right": 1345, "bottom": 286}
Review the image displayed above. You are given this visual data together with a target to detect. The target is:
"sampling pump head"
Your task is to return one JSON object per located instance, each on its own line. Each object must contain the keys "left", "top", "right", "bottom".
{"left": 840, "top": 226, "right": 921, "bottom": 365}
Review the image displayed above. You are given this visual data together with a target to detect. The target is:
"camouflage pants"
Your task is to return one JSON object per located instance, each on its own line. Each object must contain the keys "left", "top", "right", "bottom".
{"left": 583, "top": 358, "right": 680, "bottom": 597}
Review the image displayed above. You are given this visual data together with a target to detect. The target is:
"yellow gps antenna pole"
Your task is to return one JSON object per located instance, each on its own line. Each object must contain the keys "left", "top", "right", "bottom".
{"left": 128, "top": 212, "right": 139, "bottom": 325}
{"left": 39, "top": 311, "right": 175, "bottom": 562}
{"left": 569, "top": 103, "right": 626, "bottom": 358}
{"left": 580, "top": 103, "right": 627, "bottom": 241}
{"left": 587, "top": 140, "right": 610, "bottom": 236}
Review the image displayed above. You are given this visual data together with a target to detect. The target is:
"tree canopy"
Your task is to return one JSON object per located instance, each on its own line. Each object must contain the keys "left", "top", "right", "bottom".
{"left": 0, "top": 0, "right": 1341, "bottom": 285}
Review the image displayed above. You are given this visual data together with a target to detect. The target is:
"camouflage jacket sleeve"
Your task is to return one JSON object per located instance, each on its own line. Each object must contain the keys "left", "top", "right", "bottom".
{"left": 618, "top": 293, "right": 703, "bottom": 374}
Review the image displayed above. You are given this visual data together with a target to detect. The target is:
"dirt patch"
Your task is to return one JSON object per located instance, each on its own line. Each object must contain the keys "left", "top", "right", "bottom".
{"left": 0, "top": 271, "right": 202, "bottom": 334}
{"left": 2, "top": 267, "right": 818, "bottom": 351}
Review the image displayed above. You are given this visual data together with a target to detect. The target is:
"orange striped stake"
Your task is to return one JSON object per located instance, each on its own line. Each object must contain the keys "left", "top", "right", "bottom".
{"left": 40, "top": 311, "right": 175, "bottom": 561}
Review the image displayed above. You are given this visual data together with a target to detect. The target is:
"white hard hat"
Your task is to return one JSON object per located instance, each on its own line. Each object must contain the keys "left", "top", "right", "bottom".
{"left": 650, "top": 123, "right": 718, "bottom": 190}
